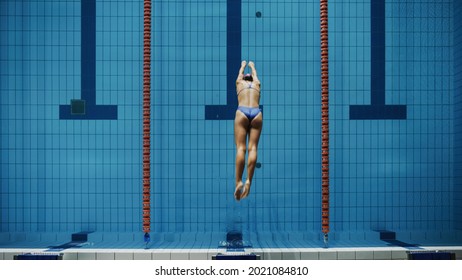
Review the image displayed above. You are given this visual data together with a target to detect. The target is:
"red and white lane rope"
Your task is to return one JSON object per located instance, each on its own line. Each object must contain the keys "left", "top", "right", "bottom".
{"left": 142, "top": 0, "right": 151, "bottom": 239}
{"left": 320, "top": 0, "right": 329, "bottom": 243}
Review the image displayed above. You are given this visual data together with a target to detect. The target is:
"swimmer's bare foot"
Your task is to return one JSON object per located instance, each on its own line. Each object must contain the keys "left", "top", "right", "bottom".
{"left": 240, "top": 181, "right": 251, "bottom": 200}
{"left": 234, "top": 182, "right": 244, "bottom": 201}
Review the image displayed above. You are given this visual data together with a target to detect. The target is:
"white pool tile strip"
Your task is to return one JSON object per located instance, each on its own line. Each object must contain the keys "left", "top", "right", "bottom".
{"left": 1, "top": 246, "right": 461, "bottom": 260}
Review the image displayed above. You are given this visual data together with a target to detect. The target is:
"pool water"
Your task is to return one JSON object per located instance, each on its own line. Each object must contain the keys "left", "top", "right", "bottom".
{"left": 1, "top": 0, "right": 462, "bottom": 250}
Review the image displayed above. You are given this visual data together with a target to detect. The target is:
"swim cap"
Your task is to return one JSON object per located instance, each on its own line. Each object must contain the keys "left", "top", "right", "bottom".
{"left": 243, "top": 74, "right": 253, "bottom": 81}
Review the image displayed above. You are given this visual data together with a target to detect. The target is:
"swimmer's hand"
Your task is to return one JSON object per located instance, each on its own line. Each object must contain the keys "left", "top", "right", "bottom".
{"left": 248, "top": 61, "right": 255, "bottom": 68}
{"left": 241, "top": 60, "right": 247, "bottom": 67}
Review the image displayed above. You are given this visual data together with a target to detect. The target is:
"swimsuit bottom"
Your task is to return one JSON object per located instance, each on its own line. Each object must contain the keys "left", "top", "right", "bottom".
{"left": 237, "top": 106, "right": 262, "bottom": 122}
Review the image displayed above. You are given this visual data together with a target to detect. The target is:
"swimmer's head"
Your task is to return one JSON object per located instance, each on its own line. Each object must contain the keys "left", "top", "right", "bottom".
{"left": 243, "top": 74, "right": 253, "bottom": 81}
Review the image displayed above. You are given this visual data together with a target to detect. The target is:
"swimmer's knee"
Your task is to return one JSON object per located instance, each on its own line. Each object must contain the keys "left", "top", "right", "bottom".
{"left": 248, "top": 146, "right": 258, "bottom": 153}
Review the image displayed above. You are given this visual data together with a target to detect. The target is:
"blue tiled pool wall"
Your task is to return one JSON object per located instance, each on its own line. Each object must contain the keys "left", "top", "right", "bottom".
{"left": 0, "top": 0, "right": 458, "bottom": 238}
{"left": 329, "top": 0, "right": 453, "bottom": 232}
{"left": 454, "top": 0, "right": 462, "bottom": 230}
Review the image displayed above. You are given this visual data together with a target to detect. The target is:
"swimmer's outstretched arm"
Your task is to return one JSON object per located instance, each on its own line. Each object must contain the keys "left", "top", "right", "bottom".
{"left": 248, "top": 61, "right": 260, "bottom": 84}
{"left": 236, "top": 60, "right": 246, "bottom": 83}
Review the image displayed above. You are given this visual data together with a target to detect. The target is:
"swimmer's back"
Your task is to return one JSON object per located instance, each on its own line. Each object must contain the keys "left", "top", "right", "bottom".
{"left": 236, "top": 79, "right": 261, "bottom": 108}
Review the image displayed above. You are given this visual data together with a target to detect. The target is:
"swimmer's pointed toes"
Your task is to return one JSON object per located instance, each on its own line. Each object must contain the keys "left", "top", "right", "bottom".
{"left": 234, "top": 183, "right": 243, "bottom": 201}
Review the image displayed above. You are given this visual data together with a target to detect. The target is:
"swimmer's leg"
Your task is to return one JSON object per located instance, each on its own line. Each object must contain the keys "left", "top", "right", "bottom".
{"left": 241, "top": 112, "right": 262, "bottom": 200}
{"left": 234, "top": 110, "right": 249, "bottom": 201}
